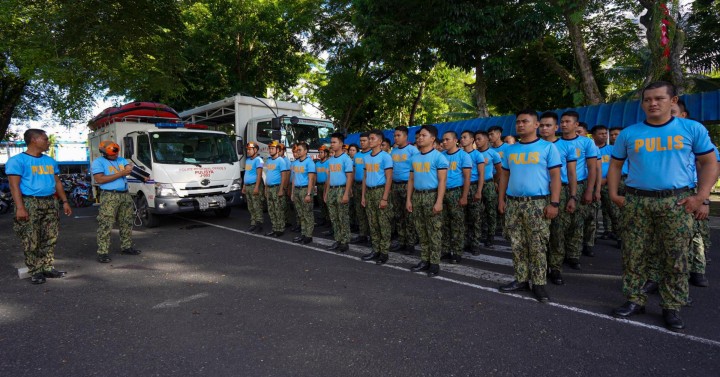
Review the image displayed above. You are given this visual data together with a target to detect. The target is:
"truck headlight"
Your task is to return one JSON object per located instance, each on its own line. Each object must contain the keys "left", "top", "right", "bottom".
{"left": 229, "top": 178, "right": 242, "bottom": 191}
{"left": 155, "top": 183, "right": 179, "bottom": 197}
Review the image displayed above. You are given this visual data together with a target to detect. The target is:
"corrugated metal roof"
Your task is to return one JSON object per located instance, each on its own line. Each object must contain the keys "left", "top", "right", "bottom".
{"left": 345, "top": 89, "right": 720, "bottom": 144}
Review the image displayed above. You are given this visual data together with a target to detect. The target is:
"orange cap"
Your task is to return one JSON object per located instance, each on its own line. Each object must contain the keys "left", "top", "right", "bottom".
{"left": 99, "top": 140, "right": 120, "bottom": 157}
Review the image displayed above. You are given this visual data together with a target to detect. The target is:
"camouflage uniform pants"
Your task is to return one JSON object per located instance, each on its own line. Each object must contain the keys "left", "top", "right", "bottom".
{"left": 293, "top": 188, "right": 314, "bottom": 237}
{"left": 480, "top": 180, "right": 498, "bottom": 242}
{"left": 284, "top": 185, "right": 294, "bottom": 226}
{"left": 265, "top": 185, "right": 286, "bottom": 232}
{"left": 464, "top": 184, "right": 484, "bottom": 249}
{"left": 412, "top": 191, "right": 443, "bottom": 264}
{"left": 506, "top": 197, "right": 550, "bottom": 285}
{"left": 690, "top": 218, "right": 709, "bottom": 274}
{"left": 583, "top": 200, "right": 599, "bottom": 247}
{"left": 327, "top": 186, "right": 351, "bottom": 244}
{"left": 563, "top": 181, "right": 587, "bottom": 260}
{"left": 392, "top": 182, "right": 416, "bottom": 246}
{"left": 97, "top": 191, "right": 133, "bottom": 255}
{"left": 600, "top": 186, "right": 620, "bottom": 234}
{"left": 365, "top": 187, "right": 393, "bottom": 254}
{"left": 621, "top": 192, "right": 693, "bottom": 310}
{"left": 246, "top": 183, "right": 264, "bottom": 226}
{"left": 548, "top": 186, "right": 570, "bottom": 271}
{"left": 353, "top": 182, "right": 369, "bottom": 237}
{"left": 442, "top": 187, "right": 465, "bottom": 254}
{"left": 13, "top": 197, "right": 59, "bottom": 275}
{"left": 316, "top": 184, "right": 329, "bottom": 223}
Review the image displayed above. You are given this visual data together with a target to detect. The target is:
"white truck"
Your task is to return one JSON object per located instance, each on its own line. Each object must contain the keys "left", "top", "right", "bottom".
{"left": 88, "top": 119, "right": 243, "bottom": 227}
{"left": 178, "top": 95, "right": 335, "bottom": 164}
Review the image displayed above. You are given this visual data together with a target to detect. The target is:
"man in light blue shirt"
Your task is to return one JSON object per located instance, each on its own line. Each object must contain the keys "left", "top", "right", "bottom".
{"left": 263, "top": 140, "right": 290, "bottom": 237}
{"left": 351, "top": 132, "right": 371, "bottom": 244}
{"left": 243, "top": 142, "right": 264, "bottom": 233}
{"left": 360, "top": 130, "right": 394, "bottom": 264}
{"left": 442, "top": 131, "right": 472, "bottom": 264}
{"left": 390, "top": 126, "right": 419, "bottom": 254}
{"left": 324, "top": 133, "right": 354, "bottom": 252}
{"left": 291, "top": 142, "right": 316, "bottom": 244}
{"left": 460, "top": 130, "right": 486, "bottom": 252}
{"left": 475, "top": 131, "right": 502, "bottom": 247}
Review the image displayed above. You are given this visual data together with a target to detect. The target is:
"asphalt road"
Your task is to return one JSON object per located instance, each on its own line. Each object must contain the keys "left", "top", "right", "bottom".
{"left": 1, "top": 205, "right": 719, "bottom": 376}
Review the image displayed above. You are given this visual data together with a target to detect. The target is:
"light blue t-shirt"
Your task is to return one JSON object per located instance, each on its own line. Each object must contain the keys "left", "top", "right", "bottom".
{"left": 354, "top": 150, "right": 369, "bottom": 182}
{"left": 479, "top": 147, "right": 501, "bottom": 180}
{"left": 611, "top": 117, "right": 715, "bottom": 191}
{"left": 391, "top": 144, "right": 419, "bottom": 182}
{"left": 552, "top": 139, "right": 578, "bottom": 185}
{"left": 502, "top": 138, "right": 562, "bottom": 197}
{"left": 244, "top": 156, "right": 264, "bottom": 185}
{"left": 562, "top": 136, "right": 597, "bottom": 181}
{"left": 315, "top": 159, "right": 329, "bottom": 184}
{"left": 292, "top": 157, "right": 316, "bottom": 187}
{"left": 493, "top": 142, "right": 511, "bottom": 161}
{"left": 443, "top": 149, "right": 473, "bottom": 189}
{"left": 410, "top": 149, "right": 450, "bottom": 190}
{"left": 6, "top": 153, "right": 59, "bottom": 196}
{"left": 364, "top": 150, "right": 393, "bottom": 188}
{"left": 598, "top": 143, "right": 613, "bottom": 179}
{"left": 465, "top": 149, "right": 485, "bottom": 183}
{"left": 327, "top": 153, "right": 354, "bottom": 187}
{"left": 264, "top": 156, "right": 289, "bottom": 186}
{"left": 91, "top": 156, "right": 130, "bottom": 191}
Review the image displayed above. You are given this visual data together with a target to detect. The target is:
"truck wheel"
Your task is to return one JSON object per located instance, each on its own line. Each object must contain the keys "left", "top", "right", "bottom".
{"left": 214, "top": 207, "right": 232, "bottom": 218}
{"left": 136, "top": 195, "right": 160, "bottom": 228}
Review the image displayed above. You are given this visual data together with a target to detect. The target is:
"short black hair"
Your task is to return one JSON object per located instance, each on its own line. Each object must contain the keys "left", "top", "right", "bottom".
{"left": 24, "top": 129, "right": 47, "bottom": 145}
{"left": 383, "top": 137, "right": 392, "bottom": 145}
{"left": 561, "top": 110, "right": 580, "bottom": 122}
{"left": 348, "top": 143, "right": 359, "bottom": 152}
{"left": 475, "top": 130, "right": 489, "bottom": 138}
{"left": 515, "top": 109, "right": 538, "bottom": 119}
{"left": 330, "top": 132, "right": 345, "bottom": 143}
{"left": 296, "top": 141, "right": 309, "bottom": 151}
{"left": 609, "top": 127, "right": 622, "bottom": 132}
{"left": 417, "top": 124, "right": 438, "bottom": 139}
{"left": 487, "top": 126, "right": 503, "bottom": 134}
{"left": 578, "top": 122, "right": 589, "bottom": 132}
{"left": 539, "top": 111, "right": 558, "bottom": 122}
{"left": 591, "top": 125, "right": 608, "bottom": 134}
{"left": 359, "top": 132, "right": 370, "bottom": 138}
{"left": 642, "top": 80, "right": 677, "bottom": 99}
{"left": 676, "top": 99, "right": 690, "bottom": 118}
{"left": 443, "top": 130, "right": 458, "bottom": 140}
{"left": 394, "top": 126, "right": 409, "bottom": 135}
{"left": 461, "top": 130, "right": 474, "bottom": 138}
{"left": 369, "top": 129, "right": 384, "bottom": 139}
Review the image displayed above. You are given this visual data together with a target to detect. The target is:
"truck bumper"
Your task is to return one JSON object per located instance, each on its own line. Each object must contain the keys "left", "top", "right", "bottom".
{"left": 151, "top": 191, "right": 243, "bottom": 214}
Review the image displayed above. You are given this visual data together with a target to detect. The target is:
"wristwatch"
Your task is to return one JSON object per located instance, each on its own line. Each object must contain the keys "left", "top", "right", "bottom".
{"left": 702, "top": 199, "right": 711, "bottom": 206}
{"left": 550, "top": 201, "right": 560, "bottom": 208}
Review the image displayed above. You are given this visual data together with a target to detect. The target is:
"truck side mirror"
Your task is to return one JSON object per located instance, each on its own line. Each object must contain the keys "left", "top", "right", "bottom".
{"left": 236, "top": 137, "right": 244, "bottom": 156}
{"left": 123, "top": 137, "right": 134, "bottom": 158}
{"left": 271, "top": 117, "right": 281, "bottom": 130}
{"left": 271, "top": 130, "right": 281, "bottom": 141}
{"left": 290, "top": 116, "right": 299, "bottom": 125}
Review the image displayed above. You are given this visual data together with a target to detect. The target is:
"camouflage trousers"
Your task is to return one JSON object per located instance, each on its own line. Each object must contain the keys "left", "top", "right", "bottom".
{"left": 366, "top": 186, "right": 393, "bottom": 254}
{"left": 327, "top": 186, "right": 351, "bottom": 244}
{"left": 293, "top": 187, "right": 314, "bottom": 237}
{"left": 283, "top": 185, "right": 294, "bottom": 226}
{"left": 265, "top": 185, "right": 286, "bottom": 232}
{"left": 464, "top": 184, "right": 484, "bottom": 249}
{"left": 353, "top": 182, "right": 370, "bottom": 237}
{"left": 442, "top": 187, "right": 465, "bottom": 254}
{"left": 480, "top": 180, "right": 498, "bottom": 242}
{"left": 621, "top": 192, "right": 693, "bottom": 310}
{"left": 97, "top": 191, "right": 133, "bottom": 255}
{"left": 506, "top": 197, "right": 551, "bottom": 285}
{"left": 246, "top": 183, "right": 264, "bottom": 226}
{"left": 600, "top": 186, "right": 620, "bottom": 234}
{"left": 13, "top": 197, "right": 59, "bottom": 275}
{"left": 583, "top": 199, "right": 599, "bottom": 247}
{"left": 548, "top": 186, "right": 570, "bottom": 271}
{"left": 412, "top": 191, "right": 443, "bottom": 264}
{"left": 316, "top": 184, "right": 329, "bottom": 222}
{"left": 690, "top": 218, "right": 710, "bottom": 274}
{"left": 392, "top": 182, "right": 416, "bottom": 246}
{"left": 563, "top": 181, "right": 588, "bottom": 260}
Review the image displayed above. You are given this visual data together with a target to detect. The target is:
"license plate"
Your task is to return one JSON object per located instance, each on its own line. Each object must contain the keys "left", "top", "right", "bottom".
{"left": 196, "top": 195, "right": 227, "bottom": 211}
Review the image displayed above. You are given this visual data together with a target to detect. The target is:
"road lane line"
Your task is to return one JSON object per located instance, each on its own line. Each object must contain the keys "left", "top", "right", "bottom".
{"left": 152, "top": 292, "right": 210, "bottom": 309}
{"left": 184, "top": 217, "right": 720, "bottom": 348}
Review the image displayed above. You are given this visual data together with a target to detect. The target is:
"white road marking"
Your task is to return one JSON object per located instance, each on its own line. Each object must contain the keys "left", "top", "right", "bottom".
{"left": 152, "top": 293, "right": 209, "bottom": 309}
{"left": 184, "top": 218, "right": 720, "bottom": 348}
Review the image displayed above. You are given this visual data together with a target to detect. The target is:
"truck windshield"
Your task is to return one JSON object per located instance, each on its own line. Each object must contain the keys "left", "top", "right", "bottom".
{"left": 150, "top": 132, "right": 237, "bottom": 164}
{"left": 285, "top": 123, "right": 333, "bottom": 150}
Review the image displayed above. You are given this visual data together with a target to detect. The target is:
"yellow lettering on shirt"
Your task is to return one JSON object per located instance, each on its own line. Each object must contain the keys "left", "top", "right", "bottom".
{"left": 450, "top": 161, "right": 457, "bottom": 171}
{"left": 365, "top": 163, "right": 380, "bottom": 173}
{"left": 392, "top": 154, "right": 408, "bottom": 162}
{"left": 509, "top": 152, "right": 540, "bottom": 165}
{"left": 266, "top": 164, "right": 276, "bottom": 171}
{"left": 498, "top": 151, "right": 504, "bottom": 159}
{"left": 293, "top": 166, "right": 305, "bottom": 174}
{"left": 576, "top": 148, "right": 581, "bottom": 158}
{"left": 602, "top": 155, "right": 610, "bottom": 163}
{"left": 329, "top": 163, "right": 342, "bottom": 172}
{"left": 412, "top": 162, "right": 431, "bottom": 173}
{"left": 633, "top": 136, "right": 685, "bottom": 153}
{"left": 31, "top": 165, "right": 55, "bottom": 175}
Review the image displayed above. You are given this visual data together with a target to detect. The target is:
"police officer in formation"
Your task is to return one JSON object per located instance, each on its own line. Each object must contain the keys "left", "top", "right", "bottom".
{"left": 243, "top": 142, "right": 264, "bottom": 233}
{"left": 407, "top": 125, "right": 448, "bottom": 277}
{"left": 474, "top": 131, "right": 502, "bottom": 248}
{"left": 459, "top": 130, "right": 486, "bottom": 255}
{"left": 351, "top": 133, "right": 371, "bottom": 244}
{"left": 315, "top": 145, "right": 330, "bottom": 227}
{"left": 441, "top": 131, "right": 473, "bottom": 264}
{"left": 360, "top": 130, "right": 394, "bottom": 264}
{"left": 608, "top": 81, "right": 717, "bottom": 331}
{"left": 591, "top": 125, "right": 620, "bottom": 241}
{"left": 390, "top": 126, "right": 418, "bottom": 254}
{"left": 324, "top": 133, "right": 354, "bottom": 252}
{"left": 263, "top": 140, "right": 289, "bottom": 237}
{"left": 290, "top": 142, "right": 316, "bottom": 244}
{"left": 93, "top": 140, "right": 143, "bottom": 263}
{"left": 7, "top": 129, "right": 72, "bottom": 284}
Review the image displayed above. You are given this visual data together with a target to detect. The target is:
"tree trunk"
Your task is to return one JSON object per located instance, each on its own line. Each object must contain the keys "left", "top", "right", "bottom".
{"left": 640, "top": 0, "right": 686, "bottom": 93}
{"left": 408, "top": 81, "right": 426, "bottom": 126}
{"left": 669, "top": 13, "right": 686, "bottom": 93}
{"left": 474, "top": 58, "right": 489, "bottom": 118}
{"left": 0, "top": 76, "right": 27, "bottom": 141}
{"left": 563, "top": 8, "right": 603, "bottom": 105}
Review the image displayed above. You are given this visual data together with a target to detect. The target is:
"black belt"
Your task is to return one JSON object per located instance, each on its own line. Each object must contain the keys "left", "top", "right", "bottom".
{"left": 470, "top": 180, "right": 478, "bottom": 184}
{"left": 621, "top": 175, "right": 628, "bottom": 179}
{"left": 367, "top": 185, "right": 384, "bottom": 190}
{"left": 393, "top": 180, "right": 408, "bottom": 184}
{"left": 295, "top": 185, "right": 308, "bottom": 188}
{"left": 317, "top": 182, "right": 326, "bottom": 185}
{"left": 507, "top": 195, "right": 548, "bottom": 201}
{"left": 562, "top": 179, "right": 586, "bottom": 187}
{"left": 415, "top": 188, "right": 437, "bottom": 193}
{"left": 101, "top": 189, "right": 128, "bottom": 193}
{"left": 330, "top": 184, "right": 346, "bottom": 188}
{"left": 484, "top": 178, "right": 494, "bottom": 183}
{"left": 22, "top": 194, "right": 55, "bottom": 199}
{"left": 447, "top": 186, "right": 462, "bottom": 192}
{"left": 625, "top": 186, "right": 691, "bottom": 198}
{"left": 266, "top": 184, "right": 280, "bottom": 188}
